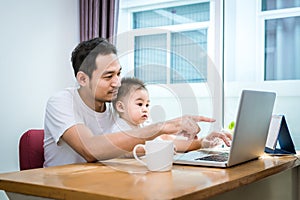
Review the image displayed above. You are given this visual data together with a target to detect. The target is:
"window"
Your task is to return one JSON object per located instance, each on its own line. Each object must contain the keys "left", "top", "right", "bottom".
{"left": 134, "top": 34, "right": 167, "bottom": 84}
{"left": 132, "top": 2, "right": 210, "bottom": 84}
{"left": 262, "top": 0, "right": 300, "bottom": 11}
{"left": 134, "top": 30, "right": 208, "bottom": 84}
{"left": 262, "top": 0, "right": 300, "bottom": 80}
{"left": 133, "top": 3, "right": 209, "bottom": 28}
{"left": 118, "top": 0, "right": 300, "bottom": 149}
{"left": 224, "top": 0, "right": 300, "bottom": 149}
{"left": 118, "top": 0, "right": 223, "bottom": 132}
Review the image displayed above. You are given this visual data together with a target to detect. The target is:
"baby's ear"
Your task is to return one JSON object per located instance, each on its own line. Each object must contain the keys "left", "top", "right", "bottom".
{"left": 115, "top": 101, "right": 125, "bottom": 113}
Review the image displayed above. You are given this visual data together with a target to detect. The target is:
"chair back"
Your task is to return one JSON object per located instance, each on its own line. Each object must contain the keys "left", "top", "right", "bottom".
{"left": 19, "top": 129, "right": 44, "bottom": 170}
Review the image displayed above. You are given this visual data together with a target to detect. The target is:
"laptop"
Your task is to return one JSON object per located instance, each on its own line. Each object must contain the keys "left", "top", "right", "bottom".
{"left": 173, "top": 90, "right": 276, "bottom": 168}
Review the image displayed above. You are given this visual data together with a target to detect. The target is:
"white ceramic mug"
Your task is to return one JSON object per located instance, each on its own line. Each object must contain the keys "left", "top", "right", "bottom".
{"left": 133, "top": 140, "right": 174, "bottom": 172}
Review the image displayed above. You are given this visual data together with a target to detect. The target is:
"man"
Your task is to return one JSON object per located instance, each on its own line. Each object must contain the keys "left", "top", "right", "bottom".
{"left": 44, "top": 38, "right": 232, "bottom": 167}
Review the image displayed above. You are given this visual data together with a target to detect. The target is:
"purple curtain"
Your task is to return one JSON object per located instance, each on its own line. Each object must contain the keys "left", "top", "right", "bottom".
{"left": 80, "top": 0, "right": 119, "bottom": 44}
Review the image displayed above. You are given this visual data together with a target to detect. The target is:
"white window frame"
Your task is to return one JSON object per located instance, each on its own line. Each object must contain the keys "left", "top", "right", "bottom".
{"left": 255, "top": 0, "right": 300, "bottom": 97}
{"left": 118, "top": 1, "right": 223, "bottom": 84}
{"left": 225, "top": 0, "right": 300, "bottom": 98}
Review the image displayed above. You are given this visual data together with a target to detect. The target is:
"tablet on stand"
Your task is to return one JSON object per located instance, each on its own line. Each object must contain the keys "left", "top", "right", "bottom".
{"left": 265, "top": 115, "right": 296, "bottom": 155}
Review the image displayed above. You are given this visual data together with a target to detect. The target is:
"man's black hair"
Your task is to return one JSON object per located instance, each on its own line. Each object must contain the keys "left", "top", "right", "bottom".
{"left": 71, "top": 38, "right": 117, "bottom": 78}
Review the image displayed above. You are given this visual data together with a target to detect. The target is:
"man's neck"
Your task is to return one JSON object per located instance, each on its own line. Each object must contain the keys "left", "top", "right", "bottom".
{"left": 78, "top": 88, "right": 106, "bottom": 113}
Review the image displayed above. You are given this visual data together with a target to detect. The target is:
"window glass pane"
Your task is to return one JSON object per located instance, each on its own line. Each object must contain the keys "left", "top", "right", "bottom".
{"left": 133, "top": 2, "right": 209, "bottom": 29}
{"left": 171, "top": 30, "right": 207, "bottom": 83}
{"left": 134, "top": 34, "right": 167, "bottom": 84}
{"left": 262, "top": 0, "right": 300, "bottom": 11}
{"left": 265, "top": 16, "right": 300, "bottom": 80}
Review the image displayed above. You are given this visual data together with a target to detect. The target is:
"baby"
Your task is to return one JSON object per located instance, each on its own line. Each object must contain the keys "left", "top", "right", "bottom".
{"left": 112, "top": 77, "right": 150, "bottom": 132}
{"left": 112, "top": 77, "right": 205, "bottom": 155}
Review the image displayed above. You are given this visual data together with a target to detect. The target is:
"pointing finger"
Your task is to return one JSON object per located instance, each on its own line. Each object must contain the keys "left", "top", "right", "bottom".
{"left": 190, "top": 116, "right": 216, "bottom": 123}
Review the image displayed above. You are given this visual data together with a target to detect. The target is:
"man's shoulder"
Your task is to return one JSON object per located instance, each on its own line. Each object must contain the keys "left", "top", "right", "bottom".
{"left": 46, "top": 87, "right": 79, "bottom": 108}
{"left": 49, "top": 87, "right": 77, "bottom": 100}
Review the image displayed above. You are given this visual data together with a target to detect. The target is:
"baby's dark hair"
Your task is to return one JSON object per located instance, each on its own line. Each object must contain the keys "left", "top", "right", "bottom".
{"left": 113, "top": 77, "right": 147, "bottom": 109}
{"left": 71, "top": 37, "right": 117, "bottom": 78}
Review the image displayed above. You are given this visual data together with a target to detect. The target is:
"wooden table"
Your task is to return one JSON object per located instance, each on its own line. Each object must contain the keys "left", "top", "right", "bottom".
{"left": 0, "top": 155, "right": 299, "bottom": 200}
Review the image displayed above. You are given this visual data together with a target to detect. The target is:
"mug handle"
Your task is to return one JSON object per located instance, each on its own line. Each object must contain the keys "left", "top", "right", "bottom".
{"left": 133, "top": 144, "right": 147, "bottom": 166}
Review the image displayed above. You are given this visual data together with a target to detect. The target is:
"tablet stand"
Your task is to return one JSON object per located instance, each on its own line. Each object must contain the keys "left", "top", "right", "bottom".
{"left": 265, "top": 115, "right": 296, "bottom": 154}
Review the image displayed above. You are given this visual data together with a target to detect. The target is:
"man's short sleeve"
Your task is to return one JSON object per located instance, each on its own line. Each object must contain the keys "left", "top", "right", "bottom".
{"left": 44, "top": 89, "right": 79, "bottom": 143}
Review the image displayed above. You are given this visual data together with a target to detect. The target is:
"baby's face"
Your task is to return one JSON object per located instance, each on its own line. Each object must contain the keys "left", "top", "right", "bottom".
{"left": 123, "top": 89, "right": 150, "bottom": 126}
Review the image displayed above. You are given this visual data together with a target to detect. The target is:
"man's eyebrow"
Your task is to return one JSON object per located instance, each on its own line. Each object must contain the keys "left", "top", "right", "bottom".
{"left": 102, "top": 67, "right": 122, "bottom": 76}
{"left": 102, "top": 70, "right": 114, "bottom": 75}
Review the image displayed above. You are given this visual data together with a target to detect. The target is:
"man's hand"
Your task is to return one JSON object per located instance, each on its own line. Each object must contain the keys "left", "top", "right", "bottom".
{"left": 163, "top": 115, "right": 216, "bottom": 140}
{"left": 201, "top": 131, "right": 233, "bottom": 148}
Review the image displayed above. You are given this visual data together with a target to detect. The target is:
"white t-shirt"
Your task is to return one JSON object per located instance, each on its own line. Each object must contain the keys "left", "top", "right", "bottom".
{"left": 111, "top": 116, "right": 148, "bottom": 158}
{"left": 110, "top": 116, "right": 132, "bottom": 133}
{"left": 43, "top": 87, "right": 116, "bottom": 167}
{"left": 110, "top": 115, "right": 150, "bottom": 132}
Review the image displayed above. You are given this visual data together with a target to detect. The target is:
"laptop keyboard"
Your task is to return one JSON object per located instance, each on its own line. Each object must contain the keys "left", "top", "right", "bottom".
{"left": 195, "top": 152, "right": 229, "bottom": 162}
{"left": 174, "top": 150, "right": 230, "bottom": 163}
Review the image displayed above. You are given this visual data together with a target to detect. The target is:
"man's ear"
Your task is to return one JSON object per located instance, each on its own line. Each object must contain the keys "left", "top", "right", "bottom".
{"left": 76, "top": 71, "right": 89, "bottom": 86}
{"left": 115, "top": 101, "right": 125, "bottom": 113}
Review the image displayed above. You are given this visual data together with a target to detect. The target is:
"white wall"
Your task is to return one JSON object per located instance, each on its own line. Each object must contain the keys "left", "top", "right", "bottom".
{"left": 0, "top": 0, "right": 79, "bottom": 173}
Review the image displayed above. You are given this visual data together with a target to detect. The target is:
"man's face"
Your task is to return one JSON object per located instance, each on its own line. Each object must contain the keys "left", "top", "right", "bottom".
{"left": 89, "top": 53, "right": 121, "bottom": 102}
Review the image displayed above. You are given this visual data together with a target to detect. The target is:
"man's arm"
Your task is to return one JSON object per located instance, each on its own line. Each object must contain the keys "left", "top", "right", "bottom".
{"left": 62, "top": 123, "right": 152, "bottom": 162}
{"left": 62, "top": 115, "right": 214, "bottom": 162}
{"left": 161, "top": 130, "right": 233, "bottom": 153}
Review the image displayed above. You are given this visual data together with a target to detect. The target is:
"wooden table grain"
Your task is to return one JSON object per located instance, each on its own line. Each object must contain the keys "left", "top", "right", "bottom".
{"left": 0, "top": 155, "right": 299, "bottom": 200}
